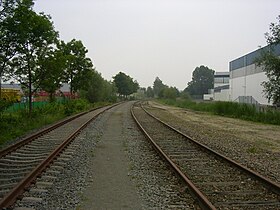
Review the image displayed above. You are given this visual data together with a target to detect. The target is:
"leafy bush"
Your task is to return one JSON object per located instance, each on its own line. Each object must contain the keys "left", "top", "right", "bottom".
{"left": 0, "top": 99, "right": 13, "bottom": 114}
{"left": 0, "top": 99, "right": 92, "bottom": 146}
{"left": 64, "top": 99, "right": 90, "bottom": 116}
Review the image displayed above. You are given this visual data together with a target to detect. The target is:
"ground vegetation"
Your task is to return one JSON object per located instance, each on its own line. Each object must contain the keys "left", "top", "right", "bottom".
{"left": 0, "top": 99, "right": 110, "bottom": 146}
{"left": 159, "top": 98, "right": 280, "bottom": 125}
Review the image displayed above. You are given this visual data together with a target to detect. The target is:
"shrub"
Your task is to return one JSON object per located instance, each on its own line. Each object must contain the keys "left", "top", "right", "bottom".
{"left": 0, "top": 99, "right": 13, "bottom": 114}
{"left": 64, "top": 99, "right": 90, "bottom": 116}
{"left": 0, "top": 99, "right": 92, "bottom": 146}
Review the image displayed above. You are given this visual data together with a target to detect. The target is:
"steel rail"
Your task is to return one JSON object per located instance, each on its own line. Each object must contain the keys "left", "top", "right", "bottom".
{"left": 131, "top": 103, "right": 216, "bottom": 210}
{"left": 0, "top": 103, "right": 120, "bottom": 209}
{"left": 141, "top": 103, "right": 280, "bottom": 196}
{"left": 0, "top": 107, "right": 101, "bottom": 159}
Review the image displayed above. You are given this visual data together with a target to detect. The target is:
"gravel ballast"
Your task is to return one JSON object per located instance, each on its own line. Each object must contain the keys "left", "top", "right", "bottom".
{"left": 145, "top": 101, "right": 280, "bottom": 185}
{"left": 14, "top": 107, "right": 108, "bottom": 210}
{"left": 14, "top": 101, "right": 199, "bottom": 209}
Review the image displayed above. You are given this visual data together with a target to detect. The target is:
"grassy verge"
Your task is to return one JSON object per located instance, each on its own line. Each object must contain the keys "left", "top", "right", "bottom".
{"left": 158, "top": 98, "right": 280, "bottom": 125}
{"left": 0, "top": 99, "right": 110, "bottom": 147}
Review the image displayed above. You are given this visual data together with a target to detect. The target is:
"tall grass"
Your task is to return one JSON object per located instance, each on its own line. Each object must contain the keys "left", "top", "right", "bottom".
{"left": 159, "top": 99, "right": 280, "bottom": 125}
{"left": 0, "top": 99, "right": 96, "bottom": 147}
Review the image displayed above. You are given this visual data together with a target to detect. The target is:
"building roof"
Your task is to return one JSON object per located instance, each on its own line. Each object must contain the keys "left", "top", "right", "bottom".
{"left": 229, "top": 44, "right": 280, "bottom": 71}
{"left": 1, "top": 83, "right": 21, "bottom": 90}
{"left": 214, "top": 72, "right": 229, "bottom": 77}
{"left": 214, "top": 84, "right": 229, "bottom": 93}
{"left": 1, "top": 83, "right": 70, "bottom": 93}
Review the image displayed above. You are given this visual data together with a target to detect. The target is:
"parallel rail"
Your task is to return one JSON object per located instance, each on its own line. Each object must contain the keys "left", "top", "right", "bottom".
{"left": 131, "top": 102, "right": 280, "bottom": 209}
{"left": 0, "top": 106, "right": 106, "bottom": 159}
{"left": 0, "top": 103, "right": 119, "bottom": 209}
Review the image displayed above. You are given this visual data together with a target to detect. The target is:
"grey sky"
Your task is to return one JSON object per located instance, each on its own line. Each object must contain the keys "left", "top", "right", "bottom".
{"left": 34, "top": 0, "right": 280, "bottom": 90}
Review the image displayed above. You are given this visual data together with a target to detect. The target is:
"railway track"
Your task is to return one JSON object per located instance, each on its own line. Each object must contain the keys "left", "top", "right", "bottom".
{"left": 131, "top": 102, "right": 280, "bottom": 209}
{"left": 0, "top": 104, "right": 117, "bottom": 209}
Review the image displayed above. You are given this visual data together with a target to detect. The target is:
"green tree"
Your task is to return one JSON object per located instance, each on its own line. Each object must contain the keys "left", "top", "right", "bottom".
{"left": 180, "top": 89, "right": 191, "bottom": 100}
{"left": 0, "top": 99, "right": 12, "bottom": 116}
{"left": 265, "top": 15, "right": 280, "bottom": 44}
{"left": 185, "top": 65, "right": 214, "bottom": 97}
{"left": 113, "top": 72, "right": 139, "bottom": 98}
{"left": 0, "top": 0, "right": 17, "bottom": 20}
{"left": 146, "top": 86, "right": 154, "bottom": 98}
{"left": 161, "top": 86, "right": 179, "bottom": 100}
{"left": 81, "top": 69, "right": 104, "bottom": 103}
{"left": 257, "top": 15, "right": 280, "bottom": 106}
{"left": 60, "top": 39, "right": 93, "bottom": 96}
{"left": 38, "top": 48, "right": 66, "bottom": 102}
{"left": 80, "top": 69, "right": 117, "bottom": 103}
{"left": 102, "top": 80, "right": 117, "bottom": 102}
{"left": 0, "top": 0, "right": 18, "bottom": 99}
{"left": 11, "top": 0, "right": 58, "bottom": 113}
{"left": 153, "top": 77, "right": 167, "bottom": 97}
{"left": 132, "top": 80, "right": 140, "bottom": 94}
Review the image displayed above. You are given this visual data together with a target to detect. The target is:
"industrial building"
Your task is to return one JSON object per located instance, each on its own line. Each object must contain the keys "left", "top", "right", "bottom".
{"left": 203, "top": 72, "right": 230, "bottom": 101}
{"left": 213, "top": 72, "right": 230, "bottom": 101}
{"left": 229, "top": 44, "right": 280, "bottom": 106}
{"left": 204, "top": 44, "right": 280, "bottom": 105}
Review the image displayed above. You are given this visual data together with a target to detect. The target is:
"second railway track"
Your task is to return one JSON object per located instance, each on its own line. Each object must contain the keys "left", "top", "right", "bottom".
{"left": 132, "top": 102, "right": 280, "bottom": 209}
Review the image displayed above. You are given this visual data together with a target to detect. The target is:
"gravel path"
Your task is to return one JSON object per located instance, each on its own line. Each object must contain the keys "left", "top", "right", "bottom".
{"left": 79, "top": 104, "right": 142, "bottom": 210}
{"left": 14, "top": 101, "right": 199, "bottom": 209}
{"left": 79, "top": 101, "right": 198, "bottom": 209}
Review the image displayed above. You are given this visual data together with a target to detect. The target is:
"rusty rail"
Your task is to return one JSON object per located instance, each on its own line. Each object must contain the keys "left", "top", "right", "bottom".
{"left": 0, "top": 107, "right": 100, "bottom": 159}
{"left": 0, "top": 103, "right": 120, "bottom": 209}
{"left": 141, "top": 103, "right": 280, "bottom": 196}
{"left": 131, "top": 103, "right": 216, "bottom": 210}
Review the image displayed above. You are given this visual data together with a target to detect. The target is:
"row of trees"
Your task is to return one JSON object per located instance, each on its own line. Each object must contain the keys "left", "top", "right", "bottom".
{"left": 0, "top": 0, "right": 117, "bottom": 113}
{"left": 81, "top": 71, "right": 117, "bottom": 103}
{"left": 145, "top": 65, "right": 214, "bottom": 101}
{"left": 145, "top": 77, "right": 180, "bottom": 100}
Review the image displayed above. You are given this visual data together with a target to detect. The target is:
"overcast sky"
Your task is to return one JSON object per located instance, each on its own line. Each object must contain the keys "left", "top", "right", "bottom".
{"left": 34, "top": 0, "right": 280, "bottom": 90}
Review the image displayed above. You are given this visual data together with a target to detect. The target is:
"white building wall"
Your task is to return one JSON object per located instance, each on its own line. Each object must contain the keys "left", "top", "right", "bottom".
{"left": 230, "top": 75, "right": 245, "bottom": 102}
{"left": 214, "top": 83, "right": 226, "bottom": 88}
{"left": 230, "top": 65, "right": 271, "bottom": 105}
{"left": 203, "top": 94, "right": 213, "bottom": 100}
{"left": 214, "top": 89, "right": 230, "bottom": 101}
{"left": 229, "top": 44, "right": 280, "bottom": 106}
{"left": 213, "top": 72, "right": 230, "bottom": 102}
{"left": 246, "top": 72, "right": 270, "bottom": 105}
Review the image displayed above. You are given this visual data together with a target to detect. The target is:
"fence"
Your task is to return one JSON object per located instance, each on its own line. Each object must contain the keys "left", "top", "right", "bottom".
{"left": 5, "top": 101, "right": 49, "bottom": 112}
{"left": 234, "top": 96, "right": 280, "bottom": 112}
{"left": 4, "top": 97, "right": 68, "bottom": 113}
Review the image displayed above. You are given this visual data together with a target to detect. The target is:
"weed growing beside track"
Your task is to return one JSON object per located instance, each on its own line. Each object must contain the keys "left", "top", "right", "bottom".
{"left": 158, "top": 99, "right": 280, "bottom": 125}
{"left": 0, "top": 99, "right": 110, "bottom": 147}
